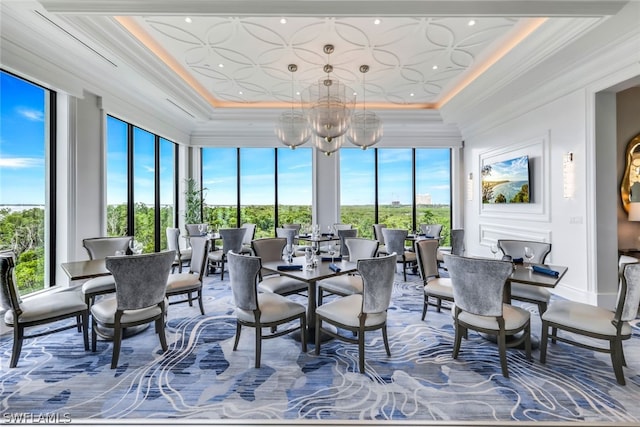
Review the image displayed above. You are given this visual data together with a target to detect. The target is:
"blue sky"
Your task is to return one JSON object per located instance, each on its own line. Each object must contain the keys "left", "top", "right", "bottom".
{"left": 2, "top": 71, "right": 450, "bottom": 208}
{"left": 483, "top": 155, "right": 529, "bottom": 182}
{"left": 0, "top": 72, "right": 46, "bottom": 205}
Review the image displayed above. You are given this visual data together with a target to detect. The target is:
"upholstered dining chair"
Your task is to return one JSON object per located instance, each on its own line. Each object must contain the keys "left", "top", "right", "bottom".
{"left": 240, "top": 223, "right": 257, "bottom": 255}
{"left": 444, "top": 254, "right": 531, "bottom": 378}
{"left": 251, "top": 237, "right": 308, "bottom": 297}
{"left": 317, "top": 237, "right": 379, "bottom": 305}
{"left": 92, "top": 250, "right": 175, "bottom": 369}
{"left": 540, "top": 259, "right": 640, "bottom": 385}
{"left": 419, "top": 224, "right": 443, "bottom": 240}
{"left": 185, "top": 223, "right": 208, "bottom": 236}
{"left": 337, "top": 228, "right": 358, "bottom": 257}
{"left": 207, "top": 228, "right": 246, "bottom": 280}
{"left": 227, "top": 251, "right": 307, "bottom": 368}
{"left": 372, "top": 223, "right": 387, "bottom": 255}
{"left": 82, "top": 236, "right": 133, "bottom": 310}
{"left": 1, "top": 251, "right": 89, "bottom": 368}
{"left": 497, "top": 239, "right": 552, "bottom": 315}
{"left": 415, "top": 238, "right": 453, "bottom": 320}
{"left": 381, "top": 228, "right": 416, "bottom": 281}
{"left": 437, "top": 229, "right": 464, "bottom": 267}
{"left": 282, "top": 223, "right": 302, "bottom": 246}
{"left": 315, "top": 253, "right": 396, "bottom": 374}
{"left": 166, "top": 236, "right": 209, "bottom": 315}
{"left": 166, "top": 228, "right": 192, "bottom": 273}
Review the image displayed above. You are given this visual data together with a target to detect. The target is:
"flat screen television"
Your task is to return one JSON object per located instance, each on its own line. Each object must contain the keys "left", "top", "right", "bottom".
{"left": 481, "top": 155, "right": 530, "bottom": 204}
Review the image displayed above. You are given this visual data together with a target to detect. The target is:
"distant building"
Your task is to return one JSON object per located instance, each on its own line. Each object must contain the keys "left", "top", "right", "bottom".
{"left": 391, "top": 201, "right": 400, "bottom": 207}
{"left": 416, "top": 193, "right": 432, "bottom": 205}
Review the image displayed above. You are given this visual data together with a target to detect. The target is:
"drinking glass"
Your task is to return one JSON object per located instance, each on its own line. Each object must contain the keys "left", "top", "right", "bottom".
{"left": 129, "top": 239, "right": 143, "bottom": 254}
{"left": 328, "top": 245, "right": 336, "bottom": 263}
{"left": 305, "top": 247, "right": 314, "bottom": 270}
{"left": 285, "top": 244, "right": 294, "bottom": 263}
{"left": 490, "top": 244, "right": 499, "bottom": 259}
{"left": 198, "top": 224, "right": 205, "bottom": 235}
{"left": 524, "top": 246, "right": 535, "bottom": 267}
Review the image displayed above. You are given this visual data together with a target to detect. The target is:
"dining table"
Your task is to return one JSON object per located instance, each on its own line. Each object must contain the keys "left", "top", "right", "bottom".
{"left": 261, "top": 256, "right": 357, "bottom": 344}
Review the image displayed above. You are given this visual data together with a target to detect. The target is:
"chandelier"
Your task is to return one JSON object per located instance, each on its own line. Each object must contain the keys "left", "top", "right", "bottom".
{"left": 275, "top": 44, "right": 383, "bottom": 154}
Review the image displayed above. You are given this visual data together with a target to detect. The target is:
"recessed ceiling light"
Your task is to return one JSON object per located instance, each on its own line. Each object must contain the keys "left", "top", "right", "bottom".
{"left": 296, "top": 91, "right": 300, "bottom": 96}
{"left": 238, "top": 91, "right": 243, "bottom": 95}
{"left": 280, "top": 18, "right": 287, "bottom": 24}
{"left": 218, "top": 63, "right": 224, "bottom": 68}
{"left": 410, "top": 93, "right": 415, "bottom": 97}
{"left": 185, "top": 17, "right": 192, "bottom": 23}
{"left": 374, "top": 18, "right": 381, "bottom": 25}
{"left": 468, "top": 19, "right": 476, "bottom": 26}
{"left": 432, "top": 65, "right": 438, "bottom": 70}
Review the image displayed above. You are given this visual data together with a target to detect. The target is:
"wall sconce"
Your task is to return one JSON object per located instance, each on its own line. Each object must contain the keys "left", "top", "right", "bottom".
{"left": 563, "top": 152, "right": 575, "bottom": 199}
{"left": 467, "top": 173, "right": 473, "bottom": 201}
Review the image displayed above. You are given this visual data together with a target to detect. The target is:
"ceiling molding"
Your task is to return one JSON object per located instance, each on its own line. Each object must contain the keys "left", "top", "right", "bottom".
{"left": 40, "top": 1, "right": 628, "bottom": 17}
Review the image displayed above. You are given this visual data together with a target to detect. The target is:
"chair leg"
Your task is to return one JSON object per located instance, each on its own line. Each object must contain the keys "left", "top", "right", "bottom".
{"left": 300, "top": 314, "right": 307, "bottom": 353}
{"left": 452, "top": 323, "right": 463, "bottom": 359}
{"left": 318, "top": 289, "right": 324, "bottom": 307}
{"left": 9, "top": 325, "right": 23, "bottom": 368}
{"left": 402, "top": 261, "right": 407, "bottom": 282}
{"left": 233, "top": 322, "right": 242, "bottom": 351}
{"left": 524, "top": 323, "right": 532, "bottom": 361}
{"left": 156, "top": 317, "right": 168, "bottom": 352}
{"left": 220, "top": 260, "right": 226, "bottom": 280}
{"left": 436, "top": 298, "right": 442, "bottom": 313}
{"left": 421, "top": 294, "right": 428, "bottom": 321}
{"left": 498, "top": 331, "right": 509, "bottom": 378}
{"left": 382, "top": 324, "right": 391, "bottom": 356}
{"left": 358, "top": 327, "right": 365, "bottom": 374}
{"left": 82, "top": 312, "right": 89, "bottom": 351}
{"left": 315, "top": 317, "right": 322, "bottom": 355}
{"left": 255, "top": 325, "right": 262, "bottom": 368}
{"left": 537, "top": 301, "right": 548, "bottom": 316}
{"left": 76, "top": 315, "right": 82, "bottom": 332}
{"left": 187, "top": 291, "right": 193, "bottom": 307}
{"left": 197, "top": 290, "right": 205, "bottom": 315}
{"left": 111, "top": 326, "right": 123, "bottom": 369}
{"left": 610, "top": 339, "right": 626, "bottom": 385}
{"left": 550, "top": 326, "right": 558, "bottom": 344}
{"left": 91, "top": 317, "right": 98, "bottom": 352}
{"left": 539, "top": 322, "right": 549, "bottom": 363}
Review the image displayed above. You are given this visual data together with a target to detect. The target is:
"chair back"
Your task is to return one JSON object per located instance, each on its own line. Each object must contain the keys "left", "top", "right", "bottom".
{"left": 185, "top": 223, "right": 208, "bottom": 236}
{"left": 450, "top": 229, "right": 465, "bottom": 256}
{"left": 83, "top": 236, "right": 132, "bottom": 259}
{"left": 372, "top": 224, "right": 387, "bottom": 245}
{"left": 282, "top": 224, "right": 301, "bottom": 244}
{"left": 420, "top": 224, "right": 443, "bottom": 238}
{"left": 241, "top": 223, "right": 257, "bottom": 245}
{"left": 252, "top": 238, "right": 287, "bottom": 263}
{"left": 188, "top": 236, "right": 210, "bottom": 278}
{"left": 444, "top": 254, "right": 513, "bottom": 317}
{"left": 338, "top": 229, "right": 358, "bottom": 256}
{"left": 618, "top": 262, "right": 640, "bottom": 323}
{"left": 358, "top": 253, "right": 396, "bottom": 314}
{"left": 166, "top": 228, "right": 182, "bottom": 255}
{"left": 276, "top": 227, "right": 296, "bottom": 248}
{"left": 0, "top": 252, "right": 21, "bottom": 312}
{"left": 333, "top": 223, "right": 352, "bottom": 231}
{"left": 497, "top": 239, "right": 551, "bottom": 263}
{"left": 345, "top": 238, "right": 378, "bottom": 262}
{"left": 414, "top": 238, "right": 440, "bottom": 282}
{"left": 381, "top": 228, "right": 407, "bottom": 259}
{"left": 227, "top": 251, "right": 261, "bottom": 312}
{"left": 220, "top": 228, "right": 246, "bottom": 255}
{"left": 106, "top": 250, "right": 175, "bottom": 311}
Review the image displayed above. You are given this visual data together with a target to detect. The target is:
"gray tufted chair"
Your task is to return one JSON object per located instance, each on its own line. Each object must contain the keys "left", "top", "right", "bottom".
{"left": 1, "top": 251, "right": 89, "bottom": 368}
{"left": 437, "top": 228, "right": 464, "bottom": 266}
{"left": 497, "top": 239, "right": 552, "bottom": 315}
{"left": 415, "top": 238, "right": 454, "bottom": 320}
{"left": 92, "top": 250, "right": 175, "bottom": 369}
{"left": 444, "top": 254, "right": 531, "bottom": 378}
{"left": 82, "top": 236, "right": 133, "bottom": 310}
{"left": 372, "top": 223, "right": 388, "bottom": 255}
{"left": 419, "top": 224, "right": 443, "bottom": 240}
{"left": 540, "top": 258, "right": 640, "bottom": 385}
{"left": 252, "top": 237, "right": 308, "bottom": 297}
{"left": 185, "top": 223, "right": 208, "bottom": 236}
{"left": 315, "top": 253, "right": 396, "bottom": 374}
{"left": 166, "top": 236, "right": 209, "bottom": 315}
{"left": 381, "top": 228, "right": 416, "bottom": 281}
{"left": 317, "top": 238, "right": 379, "bottom": 305}
{"left": 227, "top": 251, "right": 307, "bottom": 368}
{"left": 337, "top": 228, "right": 358, "bottom": 257}
{"left": 240, "top": 223, "right": 257, "bottom": 255}
{"left": 166, "top": 228, "right": 192, "bottom": 273}
{"left": 207, "top": 228, "right": 246, "bottom": 280}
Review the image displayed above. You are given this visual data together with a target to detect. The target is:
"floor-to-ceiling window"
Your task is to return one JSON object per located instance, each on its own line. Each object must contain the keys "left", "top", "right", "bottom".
{"left": 340, "top": 147, "right": 451, "bottom": 243}
{"left": 106, "top": 116, "right": 177, "bottom": 251}
{"left": 202, "top": 147, "right": 313, "bottom": 237}
{"left": 0, "top": 70, "right": 54, "bottom": 294}
{"left": 340, "top": 148, "right": 376, "bottom": 238}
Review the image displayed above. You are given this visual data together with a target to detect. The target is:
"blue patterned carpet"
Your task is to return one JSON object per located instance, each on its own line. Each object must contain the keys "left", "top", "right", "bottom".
{"left": 2, "top": 269, "right": 640, "bottom": 425}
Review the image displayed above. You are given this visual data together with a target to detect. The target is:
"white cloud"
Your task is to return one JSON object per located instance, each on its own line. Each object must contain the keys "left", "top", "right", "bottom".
{"left": 0, "top": 157, "right": 44, "bottom": 168}
{"left": 16, "top": 107, "right": 44, "bottom": 122}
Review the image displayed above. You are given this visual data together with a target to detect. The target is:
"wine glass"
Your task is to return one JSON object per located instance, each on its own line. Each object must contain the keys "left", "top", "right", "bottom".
{"left": 328, "top": 245, "right": 336, "bottom": 263}
{"left": 129, "top": 239, "right": 143, "bottom": 254}
{"left": 524, "top": 246, "right": 535, "bottom": 267}
{"left": 285, "top": 244, "right": 294, "bottom": 264}
{"left": 490, "top": 243, "right": 499, "bottom": 259}
{"left": 198, "top": 224, "right": 205, "bottom": 235}
{"left": 305, "top": 247, "right": 314, "bottom": 270}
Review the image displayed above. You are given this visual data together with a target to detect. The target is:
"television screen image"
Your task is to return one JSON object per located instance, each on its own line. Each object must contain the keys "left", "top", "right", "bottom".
{"left": 481, "top": 155, "right": 530, "bottom": 204}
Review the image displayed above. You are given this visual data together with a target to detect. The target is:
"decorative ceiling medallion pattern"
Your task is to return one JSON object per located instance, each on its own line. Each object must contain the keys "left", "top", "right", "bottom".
{"left": 132, "top": 16, "right": 519, "bottom": 107}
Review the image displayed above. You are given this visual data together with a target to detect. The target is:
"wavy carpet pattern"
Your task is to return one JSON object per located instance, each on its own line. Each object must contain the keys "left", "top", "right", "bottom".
{"left": 1, "top": 271, "right": 640, "bottom": 423}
